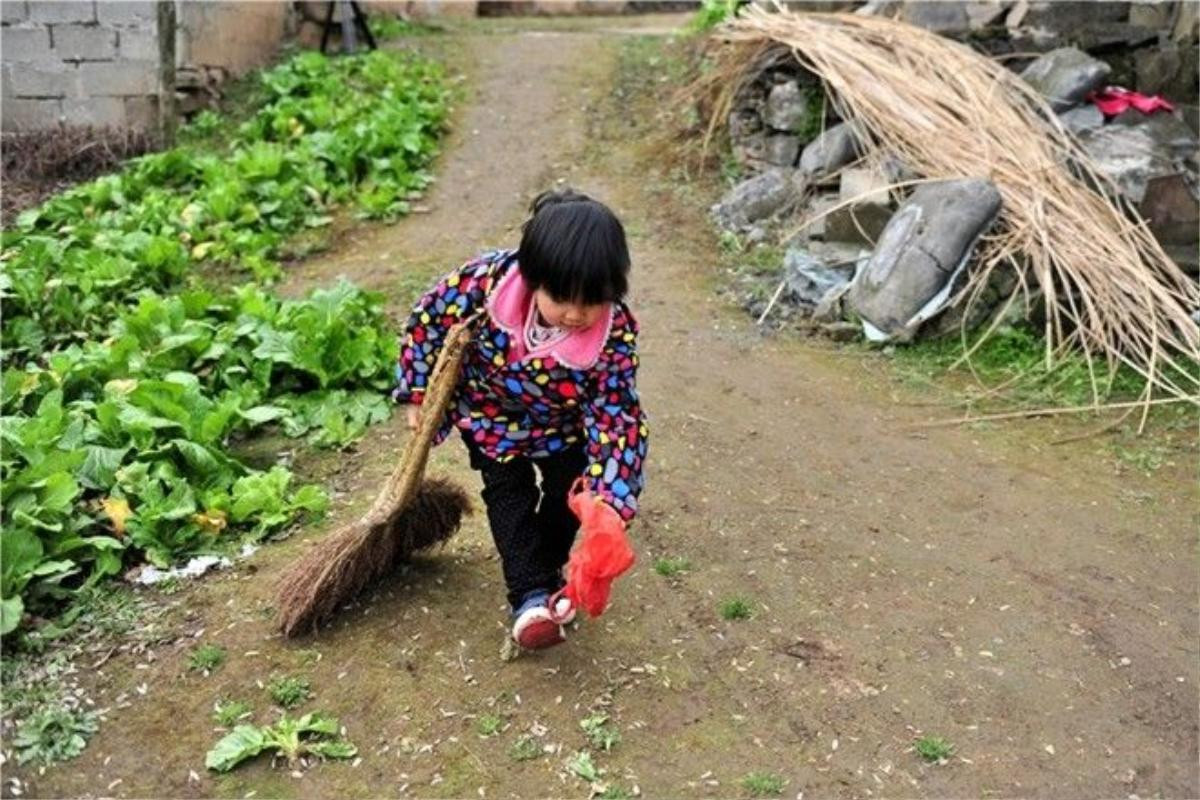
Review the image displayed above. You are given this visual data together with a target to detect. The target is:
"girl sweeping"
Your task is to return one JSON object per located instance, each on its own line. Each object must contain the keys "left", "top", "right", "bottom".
{"left": 393, "top": 189, "right": 648, "bottom": 650}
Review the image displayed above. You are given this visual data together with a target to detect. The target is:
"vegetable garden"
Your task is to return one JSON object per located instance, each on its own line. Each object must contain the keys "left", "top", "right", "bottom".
{"left": 1, "top": 49, "right": 448, "bottom": 636}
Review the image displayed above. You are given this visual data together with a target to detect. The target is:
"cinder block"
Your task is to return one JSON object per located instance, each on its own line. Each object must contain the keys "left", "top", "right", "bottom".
{"left": 95, "top": 0, "right": 156, "bottom": 26}
{"left": 27, "top": 0, "right": 95, "bottom": 24}
{"left": 7, "top": 62, "right": 83, "bottom": 97}
{"left": 123, "top": 92, "right": 155, "bottom": 128}
{"left": 52, "top": 23, "right": 117, "bottom": 60}
{"left": 78, "top": 58, "right": 155, "bottom": 95}
{"left": 116, "top": 26, "right": 156, "bottom": 60}
{"left": 1, "top": 25, "right": 54, "bottom": 62}
{"left": 61, "top": 94, "right": 124, "bottom": 125}
{"left": 1, "top": 96, "right": 62, "bottom": 130}
{"left": 1, "top": 2, "right": 29, "bottom": 24}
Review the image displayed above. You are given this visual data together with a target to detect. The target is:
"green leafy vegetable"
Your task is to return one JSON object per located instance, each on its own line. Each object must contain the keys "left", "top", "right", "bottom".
{"left": 205, "top": 712, "right": 357, "bottom": 772}
{"left": 0, "top": 47, "right": 446, "bottom": 633}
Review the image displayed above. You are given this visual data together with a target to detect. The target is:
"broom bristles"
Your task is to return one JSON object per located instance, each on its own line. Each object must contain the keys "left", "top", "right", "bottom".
{"left": 275, "top": 318, "right": 478, "bottom": 637}
{"left": 275, "top": 478, "right": 471, "bottom": 637}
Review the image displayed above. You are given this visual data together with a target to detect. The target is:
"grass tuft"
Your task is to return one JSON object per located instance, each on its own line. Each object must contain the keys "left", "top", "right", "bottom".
{"left": 719, "top": 596, "right": 754, "bottom": 621}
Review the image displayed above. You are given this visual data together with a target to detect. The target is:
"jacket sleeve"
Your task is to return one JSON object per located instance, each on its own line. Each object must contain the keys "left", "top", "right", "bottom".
{"left": 582, "top": 308, "right": 648, "bottom": 522}
{"left": 393, "top": 253, "right": 497, "bottom": 406}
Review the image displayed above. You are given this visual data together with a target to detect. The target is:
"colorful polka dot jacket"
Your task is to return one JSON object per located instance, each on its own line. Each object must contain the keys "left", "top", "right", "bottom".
{"left": 393, "top": 249, "right": 648, "bottom": 521}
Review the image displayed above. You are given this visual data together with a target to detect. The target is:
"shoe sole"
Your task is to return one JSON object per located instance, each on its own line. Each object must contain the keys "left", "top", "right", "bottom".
{"left": 513, "top": 613, "right": 566, "bottom": 650}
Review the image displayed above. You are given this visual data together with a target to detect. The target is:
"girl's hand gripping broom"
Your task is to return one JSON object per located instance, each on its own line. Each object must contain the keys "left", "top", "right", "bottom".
{"left": 275, "top": 318, "right": 477, "bottom": 637}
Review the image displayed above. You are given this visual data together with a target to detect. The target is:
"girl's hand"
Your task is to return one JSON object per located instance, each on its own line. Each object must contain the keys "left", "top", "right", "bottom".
{"left": 406, "top": 406, "right": 421, "bottom": 431}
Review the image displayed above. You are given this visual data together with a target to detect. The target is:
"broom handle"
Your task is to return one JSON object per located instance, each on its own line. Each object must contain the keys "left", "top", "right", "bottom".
{"left": 366, "top": 315, "right": 480, "bottom": 520}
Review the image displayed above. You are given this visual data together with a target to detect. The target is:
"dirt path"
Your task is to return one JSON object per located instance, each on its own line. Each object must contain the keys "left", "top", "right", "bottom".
{"left": 14, "top": 18, "right": 1197, "bottom": 800}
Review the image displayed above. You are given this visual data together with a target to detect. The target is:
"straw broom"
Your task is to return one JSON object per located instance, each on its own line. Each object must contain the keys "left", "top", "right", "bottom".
{"left": 276, "top": 319, "right": 476, "bottom": 637}
{"left": 698, "top": 7, "right": 1199, "bottom": 417}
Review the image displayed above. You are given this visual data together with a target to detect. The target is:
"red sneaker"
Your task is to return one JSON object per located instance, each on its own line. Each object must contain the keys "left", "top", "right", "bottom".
{"left": 511, "top": 592, "right": 566, "bottom": 650}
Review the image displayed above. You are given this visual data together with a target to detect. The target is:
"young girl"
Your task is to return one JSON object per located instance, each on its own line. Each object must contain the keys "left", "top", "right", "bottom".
{"left": 393, "top": 189, "right": 648, "bottom": 650}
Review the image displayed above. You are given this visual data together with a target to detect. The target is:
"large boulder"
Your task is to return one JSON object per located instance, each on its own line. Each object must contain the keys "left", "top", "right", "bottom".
{"left": 711, "top": 168, "right": 804, "bottom": 232}
{"left": 1020, "top": 47, "right": 1111, "bottom": 111}
{"left": 848, "top": 178, "right": 1003, "bottom": 340}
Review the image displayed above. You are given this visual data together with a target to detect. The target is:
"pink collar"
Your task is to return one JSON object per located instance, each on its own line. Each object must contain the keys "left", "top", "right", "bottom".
{"left": 486, "top": 263, "right": 612, "bottom": 369}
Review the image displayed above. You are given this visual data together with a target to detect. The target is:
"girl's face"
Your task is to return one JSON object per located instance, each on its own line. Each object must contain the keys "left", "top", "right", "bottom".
{"left": 533, "top": 289, "right": 606, "bottom": 331}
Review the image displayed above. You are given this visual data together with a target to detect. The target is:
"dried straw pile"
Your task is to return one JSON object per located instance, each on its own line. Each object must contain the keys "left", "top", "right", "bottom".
{"left": 709, "top": 6, "right": 1199, "bottom": 414}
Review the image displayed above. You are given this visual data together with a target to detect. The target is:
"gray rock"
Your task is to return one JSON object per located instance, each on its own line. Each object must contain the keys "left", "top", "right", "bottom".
{"left": 823, "top": 165, "right": 895, "bottom": 245}
{"left": 732, "top": 132, "right": 768, "bottom": 168}
{"left": 1135, "top": 43, "right": 1199, "bottom": 102}
{"left": 963, "top": 1, "right": 1008, "bottom": 29}
{"left": 1140, "top": 173, "right": 1199, "bottom": 247}
{"left": 1059, "top": 104, "right": 1105, "bottom": 136}
{"left": 798, "top": 123, "right": 859, "bottom": 177}
{"left": 839, "top": 166, "right": 893, "bottom": 205}
{"left": 1110, "top": 110, "right": 1200, "bottom": 162}
{"left": 764, "top": 134, "right": 801, "bottom": 167}
{"left": 793, "top": 193, "right": 841, "bottom": 239}
{"left": 1128, "top": 0, "right": 1174, "bottom": 28}
{"left": 783, "top": 247, "right": 857, "bottom": 307}
{"left": 879, "top": 154, "right": 919, "bottom": 183}
{"left": 710, "top": 168, "right": 804, "bottom": 231}
{"left": 763, "top": 81, "right": 811, "bottom": 132}
{"left": 728, "top": 109, "right": 762, "bottom": 140}
{"left": 848, "top": 178, "right": 1003, "bottom": 340}
{"left": 899, "top": 1, "right": 969, "bottom": 32}
{"left": 825, "top": 205, "right": 893, "bottom": 245}
{"left": 1022, "top": 1, "right": 1130, "bottom": 30}
{"left": 1020, "top": 47, "right": 1111, "bottom": 111}
{"left": 1079, "top": 123, "right": 1178, "bottom": 203}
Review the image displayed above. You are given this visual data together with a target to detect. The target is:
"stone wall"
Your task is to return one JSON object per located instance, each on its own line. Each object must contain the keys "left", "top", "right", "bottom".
{"left": 1, "top": 1, "right": 291, "bottom": 133}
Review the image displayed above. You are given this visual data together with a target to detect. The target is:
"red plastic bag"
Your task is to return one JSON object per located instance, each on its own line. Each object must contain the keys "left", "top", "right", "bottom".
{"left": 549, "top": 479, "right": 635, "bottom": 620}
{"left": 1088, "top": 86, "right": 1175, "bottom": 117}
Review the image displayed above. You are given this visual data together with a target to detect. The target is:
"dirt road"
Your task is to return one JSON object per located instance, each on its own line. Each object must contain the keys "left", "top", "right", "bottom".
{"left": 14, "top": 17, "right": 1196, "bottom": 800}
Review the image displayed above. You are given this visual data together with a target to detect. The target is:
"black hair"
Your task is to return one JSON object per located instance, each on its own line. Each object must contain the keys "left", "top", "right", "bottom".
{"left": 517, "top": 188, "right": 630, "bottom": 305}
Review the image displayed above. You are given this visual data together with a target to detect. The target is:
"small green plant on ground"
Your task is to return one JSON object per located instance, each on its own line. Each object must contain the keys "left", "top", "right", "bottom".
{"left": 12, "top": 707, "right": 98, "bottom": 766}
{"left": 719, "top": 596, "right": 754, "bottom": 621}
{"left": 654, "top": 556, "right": 692, "bottom": 577}
{"left": 213, "top": 699, "right": 253, "bottom": 728}
{"left": 509, "top": 735, "right": 541, "bottom": 762}
{"left": 567, "top": 750, "right": 602, "bottom": 782}
{"left": 296, "top": 648, "right": 322, "bottom": 668}
{"left": 915, "top": 735, "right": 954, "bottom": 763}
{"left": 205, "top": 712, "right": 356, "bottom": 772}
{"left": 188, "top": 644, "right": 227, "bottom": 674}
{"left": 267, "top": 675, "right": 311, "bottom": 709}
{"left": 1112, "top": 442, "right": 1170, "bottom": 475}
{"left": 597, "top": 785, "right": 632, "bottom": 800}
{"left": 580, "top": 713, "right": 620, "bottom": 752}
{"left": 741, "top": 771, "right": 785, "bottom": 797}
{"left": 476, "top": 713, "right": 503, "bottom": 737}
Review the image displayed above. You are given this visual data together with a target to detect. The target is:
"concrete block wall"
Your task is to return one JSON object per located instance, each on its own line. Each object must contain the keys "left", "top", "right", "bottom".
{"left": 2, "top": 0, "right": 161, "bottom": 131}
{"left": 2, "top": 1, "right": 291, "bottom": 133}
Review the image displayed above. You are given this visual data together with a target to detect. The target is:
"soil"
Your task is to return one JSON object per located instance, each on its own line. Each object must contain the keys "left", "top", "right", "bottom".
{"left": 7, "top": 15, "right": 1196, "bottom": 800}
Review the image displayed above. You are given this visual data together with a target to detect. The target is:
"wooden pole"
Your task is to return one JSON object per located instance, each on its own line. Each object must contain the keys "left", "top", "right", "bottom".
{"left": 156, "top": 0, "right": 177, "bottom": 148}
